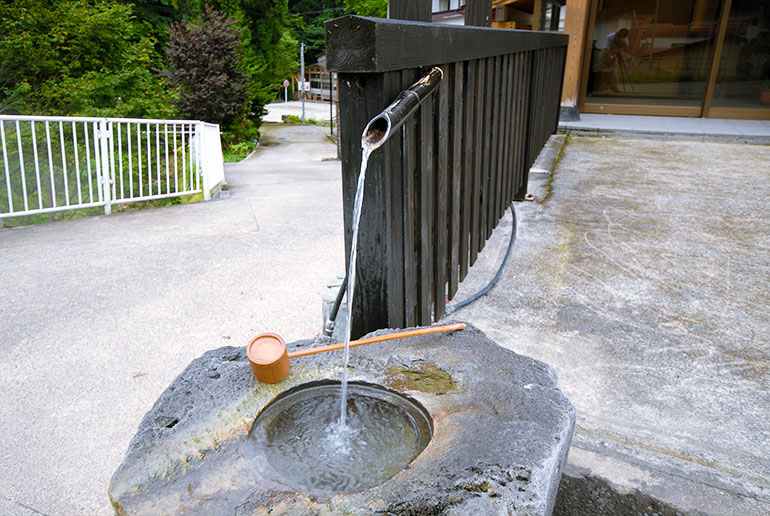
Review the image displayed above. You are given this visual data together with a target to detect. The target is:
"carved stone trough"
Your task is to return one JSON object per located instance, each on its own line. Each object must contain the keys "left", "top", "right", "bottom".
{"left": 109, "top": 323, "right": 574, "bottom": 515}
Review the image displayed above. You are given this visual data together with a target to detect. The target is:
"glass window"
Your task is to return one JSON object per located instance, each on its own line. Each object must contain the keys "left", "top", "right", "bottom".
{"left": 586, "top": 0, "right": 722, "bottom": 107}
{"left": 711, "top": 0, "right": 770, "bottom": 109}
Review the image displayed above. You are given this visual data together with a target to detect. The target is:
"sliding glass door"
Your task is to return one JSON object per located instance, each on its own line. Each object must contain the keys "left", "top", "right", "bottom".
{"left": 581, "top": 0, "right": 770, "bottom": 118}
{"left": 709, "top": 0, "right": 770, "bottom": 117}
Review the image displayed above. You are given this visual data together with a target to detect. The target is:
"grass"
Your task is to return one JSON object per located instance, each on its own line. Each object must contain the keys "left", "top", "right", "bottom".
{"left": 223, "top": 141, "right": 256, "bottom": 162}
{"left": 1, "top": 191, "right": 206, "bottom": 228}
{"left": 283, "top": 115, "right": 329, "bottom": 127}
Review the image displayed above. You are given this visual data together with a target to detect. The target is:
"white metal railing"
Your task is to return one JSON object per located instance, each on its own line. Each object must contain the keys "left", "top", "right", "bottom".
{"left": 0, "top": 115, "right": 225, "bottom": 220}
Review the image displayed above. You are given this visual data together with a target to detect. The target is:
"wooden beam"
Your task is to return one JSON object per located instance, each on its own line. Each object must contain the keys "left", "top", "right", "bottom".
{"left": 702, "top": 0, "right": 733, "bottom": 117}
{"left": 560, "top": 0, "right": 590, "bottom": 108}
{"left": 466, "top": 0, "right": 493, "bottom": 27}
{"left": 388, "top": 0, "right": 431, "bottom": 22}
{"left": 326, "top": 15, "right": 568, "bottom": 73}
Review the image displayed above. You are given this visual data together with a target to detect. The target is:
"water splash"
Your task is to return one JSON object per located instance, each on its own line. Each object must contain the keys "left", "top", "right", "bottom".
{"left": 339, "top": 147, "right": 372, "bottom": 427}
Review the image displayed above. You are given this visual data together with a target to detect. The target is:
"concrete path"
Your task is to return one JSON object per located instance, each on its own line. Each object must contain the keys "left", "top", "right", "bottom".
{"left": 0, "top": 124, "right": 343, "bottom": 516}
{"left": 262, "top": 100, "right": 336, "bottom": 124}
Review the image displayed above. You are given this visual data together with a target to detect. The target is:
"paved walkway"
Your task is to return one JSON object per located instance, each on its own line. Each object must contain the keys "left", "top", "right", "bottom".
{"left": 0, "top": 124, "right": 343, "bottom": 516}
{"left": 0, "top": 116, "right": 768, "bottom": 515}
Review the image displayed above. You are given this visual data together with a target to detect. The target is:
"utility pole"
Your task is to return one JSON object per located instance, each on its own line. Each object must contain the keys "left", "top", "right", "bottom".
{"left": 300, "top": 42, "right": 306, "bottom": 123}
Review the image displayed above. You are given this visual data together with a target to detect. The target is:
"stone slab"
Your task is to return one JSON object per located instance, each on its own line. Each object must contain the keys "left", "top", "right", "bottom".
{"left": 109, "top": 323, "right": 575, "bottom": 516}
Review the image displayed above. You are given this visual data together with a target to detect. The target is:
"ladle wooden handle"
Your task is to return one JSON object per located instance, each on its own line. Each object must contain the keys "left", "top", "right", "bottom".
{"left": 286, "top": 322, "right": 466, "bottom": 359}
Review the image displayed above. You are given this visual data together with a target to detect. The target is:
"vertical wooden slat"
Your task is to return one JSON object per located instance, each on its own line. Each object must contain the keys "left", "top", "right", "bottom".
{"left": 507, "top": 52, "right": 517, "bottom": 206}
{"left": 506, "top": 53, "right": 518, "bottom": 206}
{"left": 402, "top": 70, "right": 417, "bottom": 327}
{"left": 503, "top": 53, "right": 516, "bottom": 208}
{"left": 486, "top": 55, "right": 500, "bottom": 240}
{"left": 478, "top": 56, "right": 494, "bottom": 252}
{"left": 498, "top": 55, "right": 510, "bottom": 224}
{"left": 339, "top": 72, "right": 393, "bottom": 339}
{"left": 490, "top": 55, "right": 503, "bottom": 231}
{"left": 418, "top": 90, "right": 434, "bottom": 325}
{"left": 460, "top": 60, "right": 475, "bottom": 283}
{"left": 469, "top": 58, "right": 484, "bottom": 266}
{"left": 497, "top": 54, "right": 511, "bottom": 216}
{"left": 337, "top": 73, "right": 365, "bottom": 337}
{"left": 448, "top": 62, "right": 464, "bottom": 299}
{"left": 383, "top": 70, "right": 406, "bottom": 329}
{"left": 434, "top": 65, "right": 450, "bottom": 321}
{"left": 514, "top": 51, "right": 532, "bottom": 201}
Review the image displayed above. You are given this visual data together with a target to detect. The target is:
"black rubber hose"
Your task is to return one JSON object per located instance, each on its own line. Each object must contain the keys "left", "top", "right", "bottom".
{"left": 445, "top": 201, "right": 517, "bottom": 315}
{"left": 329, "top": 273, "right": 348, "bottom": 323}
{"left": 331, "top": 202, "right": 517, "bottom": 322}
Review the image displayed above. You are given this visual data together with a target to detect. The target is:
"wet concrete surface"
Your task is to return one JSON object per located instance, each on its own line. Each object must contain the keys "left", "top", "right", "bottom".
{"left": 453, "top": 136, "right": 770, "bottom": 514}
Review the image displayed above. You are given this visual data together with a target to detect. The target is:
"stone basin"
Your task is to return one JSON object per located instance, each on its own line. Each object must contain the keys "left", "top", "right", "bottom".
{"left": 109, "top": 323, "right": 575, "bottom": 515}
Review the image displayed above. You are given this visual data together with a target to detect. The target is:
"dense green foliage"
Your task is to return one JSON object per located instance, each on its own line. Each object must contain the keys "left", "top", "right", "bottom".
{"left": 289, "top": 0, "right": 344, "bottom": 64}
{"left": 0, "top": 0, "right": 175, "bottom": 117}
{"left": 287, "top": 0, "right": 386, "bottom": 64}
{"left": 0, "top": 0, "right": 298, "bottom": 140}
{"left": 344, "top": 0, "right": 386, "bottom": 17}
{"left": 165, "top": 8, "right": 249, "bottom": 126}
{"left": 0, "top": 0, "right": 386, "bottom": 138}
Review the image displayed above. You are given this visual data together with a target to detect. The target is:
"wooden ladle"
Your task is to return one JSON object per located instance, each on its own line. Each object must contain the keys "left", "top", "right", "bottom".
{"left": 246, "top": 322, "right": 466, "bottom": 384}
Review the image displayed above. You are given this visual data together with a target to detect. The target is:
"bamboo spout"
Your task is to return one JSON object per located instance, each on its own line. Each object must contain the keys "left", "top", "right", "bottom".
{"left": 361, "top": 67, "right": 444, "bottom": 151}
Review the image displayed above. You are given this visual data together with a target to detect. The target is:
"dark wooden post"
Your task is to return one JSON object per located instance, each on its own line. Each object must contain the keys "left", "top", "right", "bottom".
{"left": 388, "top": 0, "right": 431, "bottom": 22}
{"left": 465, "top": 0, "right": 493, "bottom": 27}
{"left": 326, "top": 16, "right": 568, "bottom": 339}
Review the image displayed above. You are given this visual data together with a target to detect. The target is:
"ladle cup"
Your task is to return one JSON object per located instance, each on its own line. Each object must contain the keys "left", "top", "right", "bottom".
{"left": 246, "top": 322, "right": 467, "bottom": 384}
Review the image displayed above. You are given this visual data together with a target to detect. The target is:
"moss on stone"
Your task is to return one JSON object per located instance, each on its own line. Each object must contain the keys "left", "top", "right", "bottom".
{"left": 385, "top": 361, "right": 456, "bottom": 394}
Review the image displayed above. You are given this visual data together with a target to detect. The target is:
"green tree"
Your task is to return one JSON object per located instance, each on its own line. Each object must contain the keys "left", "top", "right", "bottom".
{"left": 211, "top": 0, "right": 297, "bottom": 118}
{"left": 344, "top": 0, "right": 387, "bottom": 17}
{"left": 0, "top": 0, "right": 175, "bottom": 118}
{"left": 165, "top": 7, "right": 249, "bottom": 126}
{"left": 289, "top": 0, "right": 345, "bottom": 64}
{"left": 119, "top": 0, "right": 205, "bottom": 45}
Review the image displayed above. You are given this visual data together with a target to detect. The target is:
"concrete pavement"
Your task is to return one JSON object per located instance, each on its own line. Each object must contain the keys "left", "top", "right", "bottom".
{"left": 452, "top": 135, "right": 770, "bottom": 514}
{"left": 262, "top": 100, "right": 336, "bottom": 124}
{"left": 0, "top": 120, "right": 768, "bottom": 515}
{"left": 0, "top": 124, "right": 343, "bottom": 516}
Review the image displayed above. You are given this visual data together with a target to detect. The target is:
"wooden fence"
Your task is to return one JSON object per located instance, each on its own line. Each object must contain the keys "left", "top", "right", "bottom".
{"left": 326, "top": 15, "right": 568, "bottom": 338}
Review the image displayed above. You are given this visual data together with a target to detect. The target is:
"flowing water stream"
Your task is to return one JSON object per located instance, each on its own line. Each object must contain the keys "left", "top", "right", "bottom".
{"left": 338, "top": 146, "right": 373, "bottom": 428}
{"left": 247, "top": 116, "right": 435, "bottom": 495}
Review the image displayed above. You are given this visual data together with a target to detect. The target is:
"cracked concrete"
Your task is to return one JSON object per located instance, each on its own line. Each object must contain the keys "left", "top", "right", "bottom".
{"left": 453, "top": 136, "right": 770, "bottom": 515}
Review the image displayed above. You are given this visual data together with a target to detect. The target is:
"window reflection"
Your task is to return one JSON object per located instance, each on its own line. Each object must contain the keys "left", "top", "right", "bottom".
{"left": 587, "top": 0, "right": 722, "bottom": 106}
